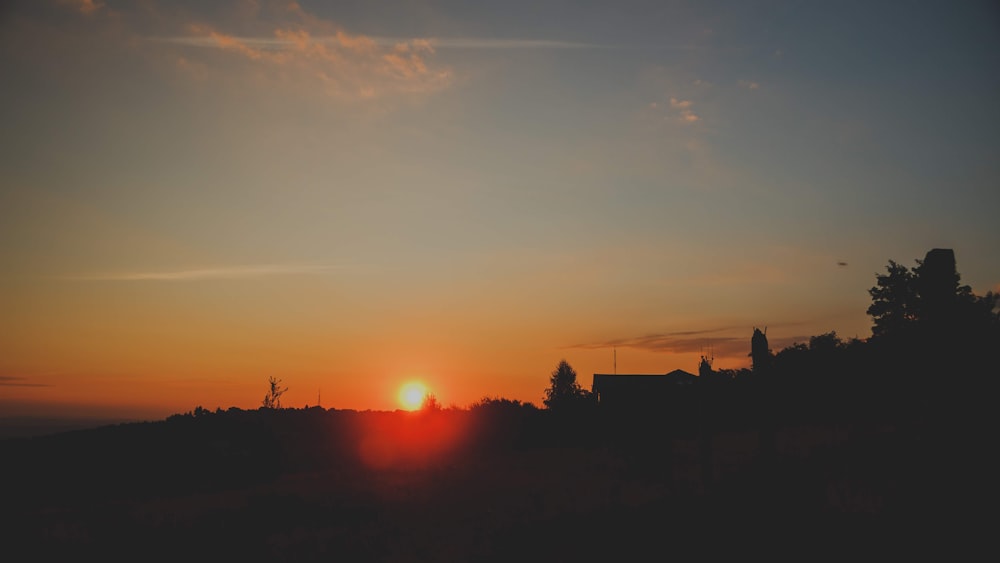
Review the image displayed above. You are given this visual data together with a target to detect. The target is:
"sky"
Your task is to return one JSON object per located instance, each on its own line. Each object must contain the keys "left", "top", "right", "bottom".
{"left": 1, "top": 0, "right": 998, "bottom": 419}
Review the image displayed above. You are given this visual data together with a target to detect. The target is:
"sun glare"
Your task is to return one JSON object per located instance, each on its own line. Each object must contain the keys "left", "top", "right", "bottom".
{"left": 398, "top": 381, "right": 428, "bottom": 411}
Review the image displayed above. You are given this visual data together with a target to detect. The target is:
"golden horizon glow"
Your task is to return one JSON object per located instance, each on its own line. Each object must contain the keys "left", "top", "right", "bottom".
{"left": 398, "top": 381, "right": 429, "bottom": 411}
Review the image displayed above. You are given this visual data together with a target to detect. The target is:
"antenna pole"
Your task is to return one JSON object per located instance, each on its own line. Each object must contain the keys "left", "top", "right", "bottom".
{"left": 614, "top": 347, "right": 617, "bottom": 375}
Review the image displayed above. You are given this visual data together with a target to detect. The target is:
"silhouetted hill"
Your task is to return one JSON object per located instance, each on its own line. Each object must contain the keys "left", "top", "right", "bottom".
{"left": 1, "top": 403, "right": 982, "bottom": 562}
{"left": 0, "top": 415, "right": 137, "bottom": 439}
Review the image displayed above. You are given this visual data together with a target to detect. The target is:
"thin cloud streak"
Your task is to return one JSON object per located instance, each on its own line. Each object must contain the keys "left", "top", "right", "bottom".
{"left": 68, "top": 264, "right": 348, "bottom": 281}
{"left": 570, "top": 328, "right": 816, "bottom": 358}
{"left": 570, "top": 327, "right": 736, "bottom": 353}
{"left": 151, "top": 35, "right": 690, "bottom": 50}
{"left": 415, "top": 38, "right": 600, "bottom": 49}
{"left": 0, "top": 376, "right": 50, "bottom": 388}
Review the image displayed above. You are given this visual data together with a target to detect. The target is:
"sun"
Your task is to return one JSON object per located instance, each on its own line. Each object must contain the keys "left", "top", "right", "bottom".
{"left": 398, "top": 381, "right": 429, "bottom": 411}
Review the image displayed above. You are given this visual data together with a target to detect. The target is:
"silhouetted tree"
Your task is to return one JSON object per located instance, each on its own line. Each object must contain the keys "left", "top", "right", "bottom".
{"left": 716, "top": 367, "right": 750, "bottom": 380}
{"left": 262, "top": 376, "right": 287, "bottom": 409}
{"left": 868, "top": 249, "right": 998, "bottom": 340}
{"left": 421, "top": 393, "right": 441, "bottom": 412}
{"left": 543, "top": 360, "right": 592, "bottom": 410}
{"left": 868, "top": 260, "right": 921, "bottom": 338}
{"left": 865, "top": 250, "right": 999, "bottom": 422}
{"left": 470, "top": 396, "right": 537, "bottom": 412}
{"left": 808, "top": 331, "right": 845, "bottom": 354}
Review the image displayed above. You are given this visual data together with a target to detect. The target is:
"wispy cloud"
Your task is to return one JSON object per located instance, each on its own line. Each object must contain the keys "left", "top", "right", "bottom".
{"left": 669, "top": 97, "right": 700, "bottom": 123}
{"left": 569, "top": 327, "right": 814, "bottom": 358}
{"left": 739, "top": 80, "right": 760, "bottom": 90}
{"left": 166, "top": 22, "right": 453, "bottom": 100}
{"left": 50, "top": 0, "right": 454, "bottom": 102}
{"left": 69, "top": 263, "right": 346, "bottom": 281}
{"left": 0, "top": 376, "right": 50, "bottom": 388}
{"left": 569, "top": 328, "right": 740, "bottom": 355}
{"left": 646, "top": 95, "right": 703, "bottom": 126}
{"left": 154, "top": 36, "right": 606, "bottom": 50}
{"left": 426, "top": 38, "right": 605, "bottom": 49}
{"left": 58, "top": 0, "right": 104, "bottom": 15}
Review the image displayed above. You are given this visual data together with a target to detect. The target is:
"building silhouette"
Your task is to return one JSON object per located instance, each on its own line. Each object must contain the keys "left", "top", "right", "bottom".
{"left": 592, "top": 327, "right": 768, "bottom": 411}
{"left": 591, "top": 370, "right": 697, "bottom": 411}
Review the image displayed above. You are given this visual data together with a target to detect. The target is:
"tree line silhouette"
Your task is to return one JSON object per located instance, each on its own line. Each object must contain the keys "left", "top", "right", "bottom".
{"left": 544, "top": 248, "right": 997, "bottom": 428}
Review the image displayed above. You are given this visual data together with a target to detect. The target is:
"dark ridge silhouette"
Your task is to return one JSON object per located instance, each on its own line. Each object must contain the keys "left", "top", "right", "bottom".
{"left": 0, "top": 415, "right": 136, "bottom": 439}
{"left": 1, "top": 248, "right": 993, "bottom": 561}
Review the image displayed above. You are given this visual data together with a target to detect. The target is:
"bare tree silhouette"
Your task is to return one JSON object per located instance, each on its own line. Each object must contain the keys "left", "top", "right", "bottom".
{"left": 261, "top": 376, "right": 288, "bottom": 409}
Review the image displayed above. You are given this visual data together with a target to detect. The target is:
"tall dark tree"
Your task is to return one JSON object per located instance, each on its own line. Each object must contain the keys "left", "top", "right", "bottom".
{"left": 543, "top": 360, "right": 590, "bottom": 410}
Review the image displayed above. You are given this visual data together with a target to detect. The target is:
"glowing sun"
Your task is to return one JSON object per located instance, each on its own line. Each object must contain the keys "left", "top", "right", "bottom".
{"left": 398, "top": 381, "right": 429, "bottom": 411}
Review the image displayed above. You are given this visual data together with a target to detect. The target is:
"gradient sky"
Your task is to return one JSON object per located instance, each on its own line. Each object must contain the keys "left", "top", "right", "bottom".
{"left": 2, "top": 0, "right": 998, "bottom": 418}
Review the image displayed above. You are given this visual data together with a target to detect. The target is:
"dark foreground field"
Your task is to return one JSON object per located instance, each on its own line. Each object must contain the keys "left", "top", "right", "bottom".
{"left": 0, "top": 405, "right": 984, "bottom": 562}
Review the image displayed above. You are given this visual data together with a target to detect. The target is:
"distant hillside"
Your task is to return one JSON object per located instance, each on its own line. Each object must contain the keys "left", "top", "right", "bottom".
{"left": 0, "top": 416, "right": 139, "bottom": 440}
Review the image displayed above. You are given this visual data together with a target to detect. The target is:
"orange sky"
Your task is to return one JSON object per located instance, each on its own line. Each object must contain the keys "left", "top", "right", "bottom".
{"left": 2, "top": 0, "right": 998, "bottom": 421}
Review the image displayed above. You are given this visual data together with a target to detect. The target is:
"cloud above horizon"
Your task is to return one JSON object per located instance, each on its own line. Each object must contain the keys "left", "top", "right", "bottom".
{"left": 570, "top": 328, "right": 737, "bottom": 355}
{"left": 0, "top": 376, "right": 51, "bottom": 388}
{"left": 68, "top": 264, "right": 345, "bottom": 281}
{"left": 39, "top": 0, "right": 454, "bottom": 102}
{"left": 569, "top": 329, "right": 814, "bottom": 359}
{"left": 669, "top": 97, "right": 700, "bottom": 123}
{"left": 156, "top": 35, "right": 605, "bottom": 51}
{"left": 172, "top": 21, "right": 453, "bottom": 100}
{"left": 58, "top": 0, "right": 103, "bottom": 15}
